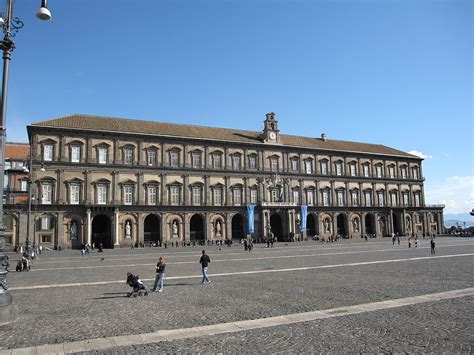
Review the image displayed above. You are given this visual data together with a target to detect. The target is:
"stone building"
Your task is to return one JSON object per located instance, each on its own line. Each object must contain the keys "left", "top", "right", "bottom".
{"left": 5, "top": 113, "right": 444, "bottom": 248}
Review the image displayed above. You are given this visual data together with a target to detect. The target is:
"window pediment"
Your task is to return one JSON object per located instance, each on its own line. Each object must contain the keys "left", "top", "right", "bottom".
{"left": 94, "top": 142, "right": 111, "bottom": 148}
{"left": 39, "top": 138, "right": 57, "bottom": 144}
{"left": 119, "top": 179, "right": 136, "bottom": 186}
{"left": 67, "top": 140, "right": 84, "bottom": 146}
{"left": 66, "top": 177, "right": 83, "bottom": 184}
{"left": 93, "top": 178, "right": 111, "bottom": 186}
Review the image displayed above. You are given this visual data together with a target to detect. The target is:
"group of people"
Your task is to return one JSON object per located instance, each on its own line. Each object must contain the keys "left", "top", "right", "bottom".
{"left": 150, "top": 250, "right": 211, "bottom": 293}
{"left": 80, "top": 243, "right": 103, "bottom": 256}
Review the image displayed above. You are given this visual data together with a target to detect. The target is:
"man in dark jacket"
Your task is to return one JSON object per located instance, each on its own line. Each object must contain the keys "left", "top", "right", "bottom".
{"left": 199, "top": 250, "right": 211, "bottom": 284}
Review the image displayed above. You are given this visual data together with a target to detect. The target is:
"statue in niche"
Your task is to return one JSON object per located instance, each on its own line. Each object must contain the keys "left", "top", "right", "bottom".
{"left": 353, "top": 218, "right": 359, "bottom": 232}
{"left": 70, "top": 221, "right": 78, "bottom": 240}
{"left": 216, "top": 221, "right": 222, "bottom": 237}
{"left": 125, "top": 220, "right": 132, "bottom": 239}
{"left": 324, "top": 218, "right": 330, "bottom": 233}
{"left": 405, "top": 217, "right": 411, "bottom": 232}
{"left": 172, "top": 221, "right": 179, "bottom": 238}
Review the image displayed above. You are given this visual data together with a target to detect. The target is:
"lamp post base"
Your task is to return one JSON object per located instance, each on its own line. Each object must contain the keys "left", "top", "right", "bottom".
{"left": 0, "top": 234, "right": 17, "bottom": 325}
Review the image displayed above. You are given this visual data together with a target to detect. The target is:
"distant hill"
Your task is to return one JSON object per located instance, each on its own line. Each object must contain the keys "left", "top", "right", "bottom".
{"left": 444, "top": 212, "right": 474, "bottom": 228}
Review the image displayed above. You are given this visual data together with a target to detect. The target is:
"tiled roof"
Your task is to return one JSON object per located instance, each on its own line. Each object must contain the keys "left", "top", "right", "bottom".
{"left": 5, "top": 143, "right": 29, "bottom": 160}
{"left": 30, "top": 114, "right": 418, "bottom": 159}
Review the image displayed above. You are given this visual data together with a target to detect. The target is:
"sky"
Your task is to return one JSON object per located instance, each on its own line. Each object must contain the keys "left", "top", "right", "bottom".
{"left": 4, "top": 0, "right": 473, "bottom": 215}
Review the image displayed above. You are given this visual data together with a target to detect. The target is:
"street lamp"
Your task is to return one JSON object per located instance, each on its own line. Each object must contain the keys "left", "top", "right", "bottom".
{"left": 0, "top": 0, "right": 52, "bottom": 325}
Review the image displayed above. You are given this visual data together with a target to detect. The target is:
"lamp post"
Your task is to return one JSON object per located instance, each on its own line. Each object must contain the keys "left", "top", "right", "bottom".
{"left": 0, "top": 0, "right": 52, "bottom": 325}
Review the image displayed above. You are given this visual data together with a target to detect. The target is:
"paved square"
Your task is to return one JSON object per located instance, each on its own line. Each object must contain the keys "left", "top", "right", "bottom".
{"left": 1, "top": 237, "right": 473, "bottom": 354}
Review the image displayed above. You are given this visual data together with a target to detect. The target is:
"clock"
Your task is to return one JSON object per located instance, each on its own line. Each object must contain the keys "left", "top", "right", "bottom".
{"left": 269, "top": 132, "right": 276, "bottom": 140}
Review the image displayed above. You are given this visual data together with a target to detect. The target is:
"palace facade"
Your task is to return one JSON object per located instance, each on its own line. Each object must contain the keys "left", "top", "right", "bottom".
{"left": 4, "top": 113, "right": 444, "bottom": 249}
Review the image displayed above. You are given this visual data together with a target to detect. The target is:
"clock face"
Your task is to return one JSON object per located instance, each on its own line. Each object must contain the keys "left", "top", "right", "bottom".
{"left": 269, "top": 132, "right": 276, "bottom": 140}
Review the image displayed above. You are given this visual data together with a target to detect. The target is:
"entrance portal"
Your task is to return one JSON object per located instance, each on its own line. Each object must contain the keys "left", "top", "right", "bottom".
{"left": 190, "top": 214, "right": 205, "bottom": 241}
{"left": 365, "top": 214, "right": 375, "bottom": 236}
{"left": 144, "top": 214, "right": 161, "bottom": 245}
{"left": 232, "top": 214, "right": 244, "bottom": 240}
{"left": 392, "top": 213, "right": 402, "bottom": 235}
{"left": 337, "top": 214, "right": 347, "bottom": 237}
{"left": 306, "top": 214, "right": 316, "bottom": 237}
{"left": 270, "top": 214, "right": 283, "bottom": 241}
{"left": 92, "top": 214, "right": 112, "bottom": 248}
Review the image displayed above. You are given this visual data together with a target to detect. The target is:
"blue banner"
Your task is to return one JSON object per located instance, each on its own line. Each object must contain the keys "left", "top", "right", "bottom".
{"left": 246, "top": 205, "right": 255, "bottom": 234}
{"left": 300, "top": 205, "right": 308, "bottom": 232}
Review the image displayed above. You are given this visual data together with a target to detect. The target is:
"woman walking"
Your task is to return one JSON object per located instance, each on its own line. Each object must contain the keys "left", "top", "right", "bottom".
{"left": 151, "top": 256, "right": 166, "bottom": 292}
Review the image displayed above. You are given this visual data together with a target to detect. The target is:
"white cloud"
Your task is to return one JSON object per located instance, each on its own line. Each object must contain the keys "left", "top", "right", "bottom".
{"left": 407, "top": 150, "right": 432, "bottom": 159}
{"left": 425, "top": 176, "right": 474, "bottom": 214}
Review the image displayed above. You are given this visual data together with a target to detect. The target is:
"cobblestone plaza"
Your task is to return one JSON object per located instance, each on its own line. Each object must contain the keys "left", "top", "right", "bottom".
{"left": 0, "top": 237, "right": 472, "bottom": 353}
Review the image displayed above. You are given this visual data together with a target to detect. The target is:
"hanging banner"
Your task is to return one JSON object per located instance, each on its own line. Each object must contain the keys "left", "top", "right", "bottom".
{"left": 300, "top": 205, "right": 308, "bottom": 232}
{"left": 246, "top": 205, "right": 255, "bottom": 234}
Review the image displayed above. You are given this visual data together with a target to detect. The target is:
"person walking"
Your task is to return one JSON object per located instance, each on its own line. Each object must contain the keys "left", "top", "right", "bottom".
{"left": 151, "top": 256, "right": 166, "bottom": 292}
{"left": 199, "top": 250, "right": 211, "bottom": 284}
{"left": 430, "top": 238, "right": 436, "bottom": 255}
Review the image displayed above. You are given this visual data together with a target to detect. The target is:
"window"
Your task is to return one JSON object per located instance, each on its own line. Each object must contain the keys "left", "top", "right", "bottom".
{"left": 213, "top": 187, "right": 222, "bottom": 206}
{"left": 123, "top": 186, "right": 133, "bottom": 205}
{"left": 97, "top": 185, "right": 107, "bottom": 205}
{"left": 192, "top": 152, "right": 201, "bottom": 168}
{"left": 98, "top": 147, "right": 108, "bottom": 164}
{"left": 414, "top": 193, "right": 421, "bottom": 207}
{"left": 170, "top": 151, "right": 179, "bottom": 168}
{"left": 335, "top": 161, "right": 343, "bottom": 176}
{"left": 70, "top": 184, "right": 80, "bottom": 205}
{"left": 43, "top": 144, "right": 53, "bottom": 161}
{"left": 337, "top": 190, "right": 344, "bottom": 206}
{"left": 233, "top": 189, "right": 242, "bottom": 205}
{"left": 365, "top": 191, "right": 372, "bottom": 207}
{"left": 270, "top": 157, "right": 278, "bottom": 172}
{"left": 388, "top": 166, "right": 395, "bottom": 178}
{"left": 41, "top": 216, "right": 50, "bottom": 230}
{"left": 305, "top": 160, "right": 313, "bottom": 174}
{"left": 147, "top": 150, "right": 157, "bottom": 166}
{"left": 351, "top": 190, "right": 359, "bottom": 206}
{"left": 403, "top": 192, "right": 409, "bottom": 206}
{"left": 233, "top": 155, "right": 241, "bottom": 170}
{"left": 20, "top": 180, "right": 28, "bottom": 192}
{"left": 248, "top": 155, "right": 257, "bottom": 169}
{"left": 376, "top": 165, "right": 383, "bottom": 178}
{"left": 213, "top": 153, "right": 222, "bottom": 169}
{"left": 350, "top": 163, "right": 357, "bottom": 177}
{"left": 124, "top": 148, "right": 133, "bottom": 164}
{"left": 378, "top": 191, "right": 385, "bottom": 207}
{"left": 293, "top": 190, "right": 300, "bottom": 204}
{"left": 147, "top": 186, "right": 157, "bottom": 205}
{"left": 322, "top": 189, "right": 330, "bottom": 206}
{"left": 42, "top": 183, "right": 52, "bottom": 204}
{"left": 363, "top": 164, "right": 370, "bottom": 177}
{"left": 71, "top": 146, "right": 80, "bottom": 163}
{"left": 391, "top": 191, "right": 398, "bottom": 206}
{"left": 321, "top": 161, "right": 328, "bottom": 175}
{"left": 306, "top": 190, "right": 314, "bottom": 206}
{"left": 412, "top": 167, "right": 419, "bottom": 180}
{"left": 192, "top": 186, "right": 202, "bottom": 205}
{"left": 291, "top": 159, "right": 299, "bottom": 171}
{"left": 401, "top": 166, "right": 407, "bottom": 179}
{"left": 250, "top": 189, "right": 258, "bottom": 204}
{"left": 170, "top": 186, "right": 180, "bottom": 205}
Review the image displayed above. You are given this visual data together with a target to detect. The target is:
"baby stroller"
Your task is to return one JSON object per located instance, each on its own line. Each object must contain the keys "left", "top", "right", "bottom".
{"left": 126, "top": 272, "right": 148, "bottom": 297}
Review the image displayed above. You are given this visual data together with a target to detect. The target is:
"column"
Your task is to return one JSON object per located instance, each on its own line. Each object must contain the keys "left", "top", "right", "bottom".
{"left": 86, "top": 137, "right": 92, "bottom": 163}
{"left": 160, "top": 213, "right": 167, "bottom": 242}
{"left": 224, "top": 176, "right": 230, "bottom": 206}
{"left": 84, "top": 170, "right": 91, "bottom": 203}
{"left": 137, "top": 212, "right": 143, "bottom": 246}
{"left": 86, "top": 209, "right": 92, "bottom": 245}
{"left": 161, "top": 173, "right": 167, "bottom": 205}
{"left": 205, "top": 213, "right": 211, "bottom": 241}
{"left": 113, "top": 171, "right": 120, "bottom": 204}
{"left": 300, "top": 179, "right": 305, "bottom": 204}
{"left": 137, "top": 173, "right": 144, "bottom": 205}
{"left": 57, "top": 169, "right": 65, "bottom": 204}
{"left": 331, "top": 180, "right": 336, "bottom": 207}
{"left": 361, "top": 213, "right": 366, "bottom": 236}
{"left": 315, "top": 180, "right": 320, "bottom": 206}
{"left": 113, "top": 139, "right": 119, "bottom": 164}
{"left": 114, "top": 208, "right": 120, "bottom": 246}
{"left": 226, "top": 213, "right": 233, "bottom": 239}
{"left": 59, "top": 136, "right": 66, "bottom": 161}
{"left": 138, "top": 141, "right": 143, "bottom": 165}
{"left": 332, "top": 213, "right": 337, "bottom": 236}
{"left": 204, "top": 175, "right": 211, "bottom": 206}
{"left": 183, "top": 175, "right": 189, "bottom": 205}
{"left": 204, "top": 146, "right": 208, "bottom": 169}
{"left": 184, "top": 145, "right": 189, "bottom": 168}
{"left": 161, "top": 143, "right": 165, "bottom": 167}
{"left": 224, "top": 147, "right": 228, "bottom": 170}
{"left": 388, "top": 211, "right": 394, "bottom": 235}
{"left": 243, "top": 177, "right": 248, "bottom": 205}
{"left": 56, "top": 212, "right": 64, "bottom": 249}
{"left": 374, "top": 212, "right": 379, "bottom": 237}
{"left": 345, "top": 182, "right": 349, "bottom": 207}
{"left": 184, "top": 213, "right": 190, "bottom": 241}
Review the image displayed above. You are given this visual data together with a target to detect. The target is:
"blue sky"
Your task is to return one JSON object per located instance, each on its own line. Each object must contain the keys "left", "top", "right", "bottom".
{"left": 4, "top": 0, "right": 473, "bottom": 214}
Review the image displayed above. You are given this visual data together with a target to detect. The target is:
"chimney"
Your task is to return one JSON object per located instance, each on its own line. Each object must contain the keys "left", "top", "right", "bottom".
{"left": 321, "top": 133, "right": 327, "bottom": 141}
